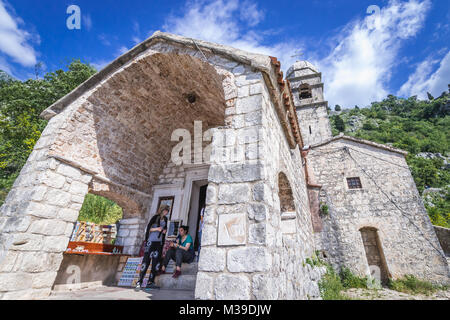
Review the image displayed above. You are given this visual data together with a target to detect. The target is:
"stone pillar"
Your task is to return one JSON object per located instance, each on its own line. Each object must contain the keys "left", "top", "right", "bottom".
{"left": 115, "top": 217, "right": 147, "bottom": 256}
{"left": 0, "top": 113, "right": 92, "bottom": 300}
{"left": 194, "top": 69, "right": 272, "bottom": 300}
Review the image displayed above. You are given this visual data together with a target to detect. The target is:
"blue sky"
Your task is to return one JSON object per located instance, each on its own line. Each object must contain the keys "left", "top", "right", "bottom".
{"left": 1, "top": 0, "right": 449, "bottom": 108}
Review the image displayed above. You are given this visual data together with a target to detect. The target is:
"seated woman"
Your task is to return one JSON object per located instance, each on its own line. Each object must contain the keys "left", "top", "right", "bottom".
{"left": 159, "top": 225, "right": 195, "bottom": 278}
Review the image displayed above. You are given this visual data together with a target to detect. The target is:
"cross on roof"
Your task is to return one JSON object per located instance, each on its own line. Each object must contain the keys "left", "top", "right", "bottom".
{"left": 291, "top": 51, "right": 304, "bottom": 59}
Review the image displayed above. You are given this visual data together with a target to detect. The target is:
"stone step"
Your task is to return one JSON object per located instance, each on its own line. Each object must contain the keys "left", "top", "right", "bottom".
{"left": 155, "top": 261, "right": 198, "bottom": 291}
{"left": 165, "top": 261, "right": 198, "bottom": 275}
{"left": 155, "top": 274, "right": 197, "bottom": 291}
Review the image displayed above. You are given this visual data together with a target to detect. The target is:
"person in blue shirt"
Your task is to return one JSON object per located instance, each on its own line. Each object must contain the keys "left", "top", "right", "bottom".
{"left": 159, "top": 225, "right": 194, "bottom": 278}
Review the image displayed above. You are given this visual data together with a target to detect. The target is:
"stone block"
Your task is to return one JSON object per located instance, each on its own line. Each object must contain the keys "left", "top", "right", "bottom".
{"left": 237, "top": 127, "right": 261, "bottom": 145}
{"left": 198, "top": 247, "right": 226, "bottom": 272}
{"left": 214, "top": 274, "right": 251, "bottom": 300}
{"left": 210, "top": 163, "right": 262, "bottom": 184}
{"left": 238, "top": 86, "right": 249, "bottom": 98}
{"left": 43, "top": 236, "right": 70, "bottom": 253}
{"left": 249, "top": 83, "right": 262, "bottom": 95}
{"left": 235, "top": 95, "right": 262, "bottom": 114}
{"left": 32, "top": 272, "right": 58, "bottom": 289}
{"left": 44, "top": 189, "right": 72, "bottom": 207}
{"left": 200, "top": 224, "right": 217, "bottom": 246}
{"left": 26, "top": 202, "right": 59, "bottom": 219}
{"left": 281, "top": 219, "right": 297, "bottom": 234}
{"left": 42, "top": 171, "right": 66, "bottom": 189}
{"left": 11, "top": 233, "right": 44, "bottom": 251}
{"left": 227, "top": 247, "right": 271, "bottom": 272}
{"left": 31, "top": 186, "right": 48, "bottom": 202}
{"left": 218, "top": 213, "right": 247, "bottom": 246}
{"left": 29, "top": 219, "right": 67, "bottom": 236}
{"left": 205, "top": 185, "right": 217, "bottom": 205}
{"left": 247, "top": 203, "right": 268, "bottom": 221}
{"left": 249, "top": 223, "right": 266, "bottom": 245}
{"left": 0, "top": 251, "right": 18, "bottom": 273}
{"left": 195, "top": 272, "right": 214, "bottom": 300}
{"left": 69, "top": 181, "right": 88, "bottom": 196}
{"left": 218, "top": 184, "right": 250, "bottom": 204}
{"left": 56, "top": 163, "right": 82, "bottom": 181}
{"left": 0, "top": 273, "right": 33, "bottom": 292}
{"left": 57, "top": 208, "right": 80, "bottom": 222}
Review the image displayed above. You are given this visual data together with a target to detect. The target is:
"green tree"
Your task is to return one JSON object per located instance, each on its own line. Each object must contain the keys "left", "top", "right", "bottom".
{"left": 335, "top": 105, "right": 342, "bottom": 112}
{"left": 334, "top": 115, "right": 345, "bottom": 132}
{"left": 0, "top": 60, "right": 96, "bottom": 205}
{"left": 78, "top": 194, "right": 123, "bottom": 225}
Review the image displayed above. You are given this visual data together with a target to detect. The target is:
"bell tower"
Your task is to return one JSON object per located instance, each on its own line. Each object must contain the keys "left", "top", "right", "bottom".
{"left": 286, "top": 61, "right": 332, "bottom": 146}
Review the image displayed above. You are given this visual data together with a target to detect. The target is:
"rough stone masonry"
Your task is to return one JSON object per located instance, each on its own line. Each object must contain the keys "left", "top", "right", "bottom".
{"left": 0, "top": 32, "right": 448, "bottom": 300}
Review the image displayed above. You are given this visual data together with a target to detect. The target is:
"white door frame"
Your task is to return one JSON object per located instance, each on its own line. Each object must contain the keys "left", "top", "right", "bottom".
{"left": 180, "top": 165, "right": 210, "bottom": 225}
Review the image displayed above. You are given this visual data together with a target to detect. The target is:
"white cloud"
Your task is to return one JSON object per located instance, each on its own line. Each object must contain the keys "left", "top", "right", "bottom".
{"left": 398, "top": 51, "right": 450, "bottom": 99}
{"left": 162, "top": 0, "right": 300, "bottom": 70}
{"left": 316, "top": 0, "right": 431, "bottom": 108}
{"left": 0, "top": 0, "right": 37, "bottom": 67}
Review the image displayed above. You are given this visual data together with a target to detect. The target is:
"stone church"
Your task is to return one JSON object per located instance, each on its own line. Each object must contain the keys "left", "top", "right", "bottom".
{"left": 0, "top": 32, "right": 448, "bottom": 300}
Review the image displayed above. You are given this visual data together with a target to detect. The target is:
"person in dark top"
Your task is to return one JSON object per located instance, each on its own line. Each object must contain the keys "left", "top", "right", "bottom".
{"left": 158, "top": 225, "right": 194, "bottom": 279}
{"left": 135, "top": 205, "right": 169, "bottom": 290}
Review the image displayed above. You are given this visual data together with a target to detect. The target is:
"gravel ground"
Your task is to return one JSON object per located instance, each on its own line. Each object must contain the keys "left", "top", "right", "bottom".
{"left": 342, "top": 288, "right": 450, "bottom": 300}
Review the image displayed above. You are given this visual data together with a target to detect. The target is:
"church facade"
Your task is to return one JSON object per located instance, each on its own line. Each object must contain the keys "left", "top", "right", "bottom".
{"left": 0, "top": 32, "right": 448, "bottom": 300}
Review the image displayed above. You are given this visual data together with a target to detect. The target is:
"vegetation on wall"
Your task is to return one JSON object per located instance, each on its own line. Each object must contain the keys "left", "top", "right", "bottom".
{"left": 330, "top": 92, "right": 450, "bottom": 228}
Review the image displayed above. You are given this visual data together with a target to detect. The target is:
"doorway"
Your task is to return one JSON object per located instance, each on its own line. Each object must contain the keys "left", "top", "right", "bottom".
{"left": 360, "top": 227, "right": 389, "bottom": 284}
{"left": 187, "top": 181, "right": 208, "bottom": 253}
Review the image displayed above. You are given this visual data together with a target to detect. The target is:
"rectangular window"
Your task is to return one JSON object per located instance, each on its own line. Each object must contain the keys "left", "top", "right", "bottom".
{"left": 347, "top": 177, "right": 362, "bottom": 189}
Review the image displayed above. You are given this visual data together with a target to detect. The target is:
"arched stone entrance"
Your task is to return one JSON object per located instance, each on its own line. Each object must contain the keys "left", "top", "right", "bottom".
{"left": 0, "top": 51, "right": 229, "bottom": 299}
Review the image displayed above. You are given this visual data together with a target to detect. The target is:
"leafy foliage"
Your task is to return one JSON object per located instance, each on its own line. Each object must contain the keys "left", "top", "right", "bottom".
{"left": 318, "top": 265, "right": 347, "bottom": 300}
{"left": 387, "top": 275, "right": 446, "bottom": 295}
{"left": 0, "top": 60, "right": 96, "bottom": 205}
{"left": 78, "top": 194, "right": 123, "bottom": 225}
{"left": 330, "top": 93, "right": 450, "bottom": 227}
{"left": 339, "top": 267, "right": 368, "bottom": 289}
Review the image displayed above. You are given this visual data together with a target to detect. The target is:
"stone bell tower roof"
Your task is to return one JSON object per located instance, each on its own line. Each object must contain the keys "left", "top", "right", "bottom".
{"left": 286, "top": 61, "right": 320, "bottom": 79}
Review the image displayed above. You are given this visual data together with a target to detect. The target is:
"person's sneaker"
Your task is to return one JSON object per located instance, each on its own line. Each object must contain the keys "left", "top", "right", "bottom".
{"left": 134, "top": 282, "right": 141, "bottom": 291}
{"left": 145, "top": 282, "right": 160, "bottom": 290}
{"left": 172, "top": 270, "right": 182, "bottom": 279}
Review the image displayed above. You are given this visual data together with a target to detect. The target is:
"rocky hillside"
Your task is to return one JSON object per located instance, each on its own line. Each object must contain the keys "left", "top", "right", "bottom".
{"left": 329, "top": 91, "right": 449, "bottom": 228}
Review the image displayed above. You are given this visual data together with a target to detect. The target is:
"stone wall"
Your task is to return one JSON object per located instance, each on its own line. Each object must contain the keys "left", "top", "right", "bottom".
{"left": 295, "top": 105, "right": 332, "bottom": 147}
{"left": 308, "top": 139, "right": 450, "bottom": 284}
{"left": 194, "top": 63, "right": 326, "bottom": 300}
{"left": 0, "top": 108, "right": 93, "bottom": 299}
{"left": 53, "top": 254, "right": 121, "bottom": 291}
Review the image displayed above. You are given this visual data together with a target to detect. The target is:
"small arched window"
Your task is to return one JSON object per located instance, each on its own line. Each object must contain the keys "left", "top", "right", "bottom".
{"left": 278, "top": 172, "right": 295, "bottom": 213}
{"left": 299, "top": 84, "right": 312, "bottom": 100}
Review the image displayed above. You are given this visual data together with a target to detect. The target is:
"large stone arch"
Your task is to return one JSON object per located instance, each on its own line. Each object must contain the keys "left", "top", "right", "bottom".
{"left": 0, "top": 50, "right": 230, "bottom": 299}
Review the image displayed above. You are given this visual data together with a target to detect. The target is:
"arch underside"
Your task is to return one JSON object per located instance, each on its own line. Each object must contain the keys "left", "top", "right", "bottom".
{"left": 50, "top": 53, "right": 227, "bottom": 215}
